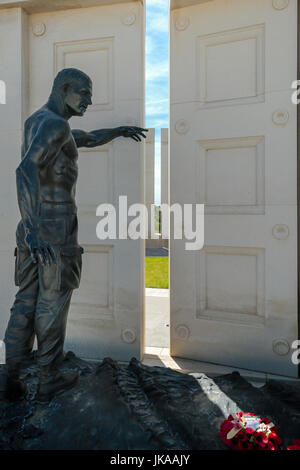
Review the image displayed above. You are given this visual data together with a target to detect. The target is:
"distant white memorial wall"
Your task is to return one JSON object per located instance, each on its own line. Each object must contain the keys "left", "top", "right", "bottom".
{"left": 144, "top": 128, "right": 169, "bottom": 248}
{"left": 160, "top": 128, "right": 169, "bottom": 247}
{"left": 161, "top": 128, "right": 169, "bottom": 208}
{"left": 145, "top": 129, "right": 155, "bottom": 239}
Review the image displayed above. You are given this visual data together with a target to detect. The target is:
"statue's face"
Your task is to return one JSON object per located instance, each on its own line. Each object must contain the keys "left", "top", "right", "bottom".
{"left": 64, "top": 79, "right": 92, "bottom": 116}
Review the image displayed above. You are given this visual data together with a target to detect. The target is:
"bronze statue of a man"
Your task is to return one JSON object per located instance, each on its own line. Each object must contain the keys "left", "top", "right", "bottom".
{"left": 3, "top": 68, "right": 147, "bottom": 402}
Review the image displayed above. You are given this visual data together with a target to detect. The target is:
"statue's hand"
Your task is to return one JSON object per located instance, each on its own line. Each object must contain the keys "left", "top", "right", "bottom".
{"left": 118, "top": 126, "right": 148, "bottom": 142}
{"left": 25, "top": 231, "right": 56, "bottom": 265}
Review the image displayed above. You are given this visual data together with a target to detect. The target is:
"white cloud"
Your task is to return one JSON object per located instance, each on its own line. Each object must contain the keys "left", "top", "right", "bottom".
{"left": 146, "top": 34, "right": 156, "bottom": 56}
{"left": 146, "top": 0, "right": 168, "bottom": 8}
{"left": 147, "top": 98, "right": 168, "bottom": 104}
{"left": 146, "top": 60, "right": 169, "bottom": 81}
{"left": 147, "top": 12, "right": 169, "bottom": 34}
{"left": 146, "top": 100, "right": 168, "bottom": 117}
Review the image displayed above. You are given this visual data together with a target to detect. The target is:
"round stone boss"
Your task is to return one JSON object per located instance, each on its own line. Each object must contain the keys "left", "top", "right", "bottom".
{"left": 121, "top": 328, "right": 136, "bottom": 344}
{"left": 272, "top": 0, "right": 289, "bottom": 10}
{"left": 272, "top": 339, "right": 290, "bottom": 356}
{"left": 272, "top": 224, "right": 289, "bottom": 240}
{"left": 175, "top": 325, "right": 190, "bottom": 341}
{"left": 122, "top": 12, "right": 136, "bottom": 26}
{"left": 32, "top": 22, "right": 46, "bottom": 37}
{"left": 175, "top": 15, "right": 190, "bottom": 31}
{"left": 175, "top": 119, "right": 190, "bottom": 134}
{"left": 272, "top": 109, "right": 289, "bottom": 126}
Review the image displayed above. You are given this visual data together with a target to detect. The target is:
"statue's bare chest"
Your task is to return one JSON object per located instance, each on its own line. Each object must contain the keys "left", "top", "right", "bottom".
{"left": 43, "top": 134, "right": 78, "bottom": 186}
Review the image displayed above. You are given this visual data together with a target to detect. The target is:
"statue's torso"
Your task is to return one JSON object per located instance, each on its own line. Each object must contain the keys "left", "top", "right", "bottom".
{"left": 17, "top": 108, "right": 80, "bottom": 247}
{"left": 23, "top": 108, "right": 79, "bottom": 204}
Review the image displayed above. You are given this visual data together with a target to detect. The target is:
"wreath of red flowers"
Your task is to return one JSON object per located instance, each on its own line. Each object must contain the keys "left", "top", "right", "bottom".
{"left": 287, "top": 439, "right": 300, "bottom": 450}
{"left": 219, "top": 412, "right": 282, "bottom": 450}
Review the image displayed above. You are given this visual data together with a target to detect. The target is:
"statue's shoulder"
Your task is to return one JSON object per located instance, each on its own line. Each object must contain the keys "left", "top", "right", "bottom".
{"left": 25, "top": 108, "right": 70, "bottom": 140}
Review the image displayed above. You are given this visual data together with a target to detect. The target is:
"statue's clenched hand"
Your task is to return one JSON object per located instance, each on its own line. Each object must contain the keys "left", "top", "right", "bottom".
{"left": 25, "top": 231, "right": 56, "bottom": 266}
{"left": 118, "top": 126, "right": 148, "bottom": 142}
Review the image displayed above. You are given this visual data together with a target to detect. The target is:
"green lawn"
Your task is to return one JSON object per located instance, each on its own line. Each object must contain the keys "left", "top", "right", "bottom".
{"left": 145, "top": 257, "right": 169, "bottom": 289}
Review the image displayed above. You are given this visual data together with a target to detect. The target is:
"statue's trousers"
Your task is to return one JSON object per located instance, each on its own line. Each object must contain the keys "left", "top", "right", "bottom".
{"left": 4, "top": 202, "right": 83, "bottom": 367}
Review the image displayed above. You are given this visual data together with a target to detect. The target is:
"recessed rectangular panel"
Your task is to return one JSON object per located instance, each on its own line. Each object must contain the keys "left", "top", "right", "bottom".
{"left": 197, "top": 25, "right": 265, "bottom": 108}
{"left": 64, "top": 49, "right": 109, "bottom": 105}
{"left": 206, "top": 38, "right": 257, "bottom": 102}
{"left": 197, "top": 137, "right": 265, "bottom": 214}
{"left": 171, "top": 0, "right": 213, "bottom": 8}
{"left": 54, "top": 37, "right": 114, "bottom": 110}
{"left": 70, "top": 245, "right": 114, "bottom": 318}
{"left": 197, "top": 246, "right": 265, "bottom": 326}
{"left": 206, "top": 252, "right": 257, "bottom": 314}
{"left": 206, "top": 146, "right": 256, "bottom": 205}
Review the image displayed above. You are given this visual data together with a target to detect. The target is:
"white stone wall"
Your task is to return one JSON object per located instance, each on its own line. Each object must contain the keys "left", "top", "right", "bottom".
{"left": 170, "top": 0, "right": 298, "bottom": 376}
{"left": 0, "top": 7, "right": 28, "bottom": 342}
{"left": 0, "top": 0, "right": 146, "bottom": 362}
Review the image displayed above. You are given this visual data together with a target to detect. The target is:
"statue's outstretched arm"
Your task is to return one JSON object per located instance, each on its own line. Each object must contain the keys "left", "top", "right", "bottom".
{"left": 16, "top": 119, "right": 69, "bottom": 264}
{"left": 72, "top": 126, "right": 148, "bottom": 149}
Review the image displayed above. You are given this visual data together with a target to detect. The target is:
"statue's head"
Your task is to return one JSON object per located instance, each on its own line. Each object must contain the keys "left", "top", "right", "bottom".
{"left": 51, "top": 68, "right": 92, "bottom": 116}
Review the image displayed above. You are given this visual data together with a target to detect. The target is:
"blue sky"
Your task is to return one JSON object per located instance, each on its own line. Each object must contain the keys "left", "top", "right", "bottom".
{"left": 145, "top": 0, "right": 169, "bottom": 204}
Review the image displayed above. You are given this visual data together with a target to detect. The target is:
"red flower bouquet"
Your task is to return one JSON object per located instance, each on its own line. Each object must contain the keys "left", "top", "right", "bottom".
{"left": 220, "top": 412, "right": 282, "bottom": 450}
{"left": 287, "top": 440, "right": 300, "bottom": 450}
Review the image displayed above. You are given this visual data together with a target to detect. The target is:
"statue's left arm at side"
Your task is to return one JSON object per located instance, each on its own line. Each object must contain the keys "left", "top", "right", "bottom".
{"left": 72, "top": 126, "right": 148, "bottom": 149}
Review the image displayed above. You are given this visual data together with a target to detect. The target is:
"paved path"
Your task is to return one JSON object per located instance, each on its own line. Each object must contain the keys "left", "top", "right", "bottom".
{"left": 145, "top": 288, "right": 169, "bottom": 348}
{"left": 145, "top": 247, "right": 168, "bottom": 257}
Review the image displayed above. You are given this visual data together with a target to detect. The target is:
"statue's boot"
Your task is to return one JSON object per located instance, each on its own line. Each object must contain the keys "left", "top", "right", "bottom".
{"left": 36, "top": 367, "right": 78, "bottom": 403}
{"left": 2, "top": 363, "right": 27, "bottom": 401}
